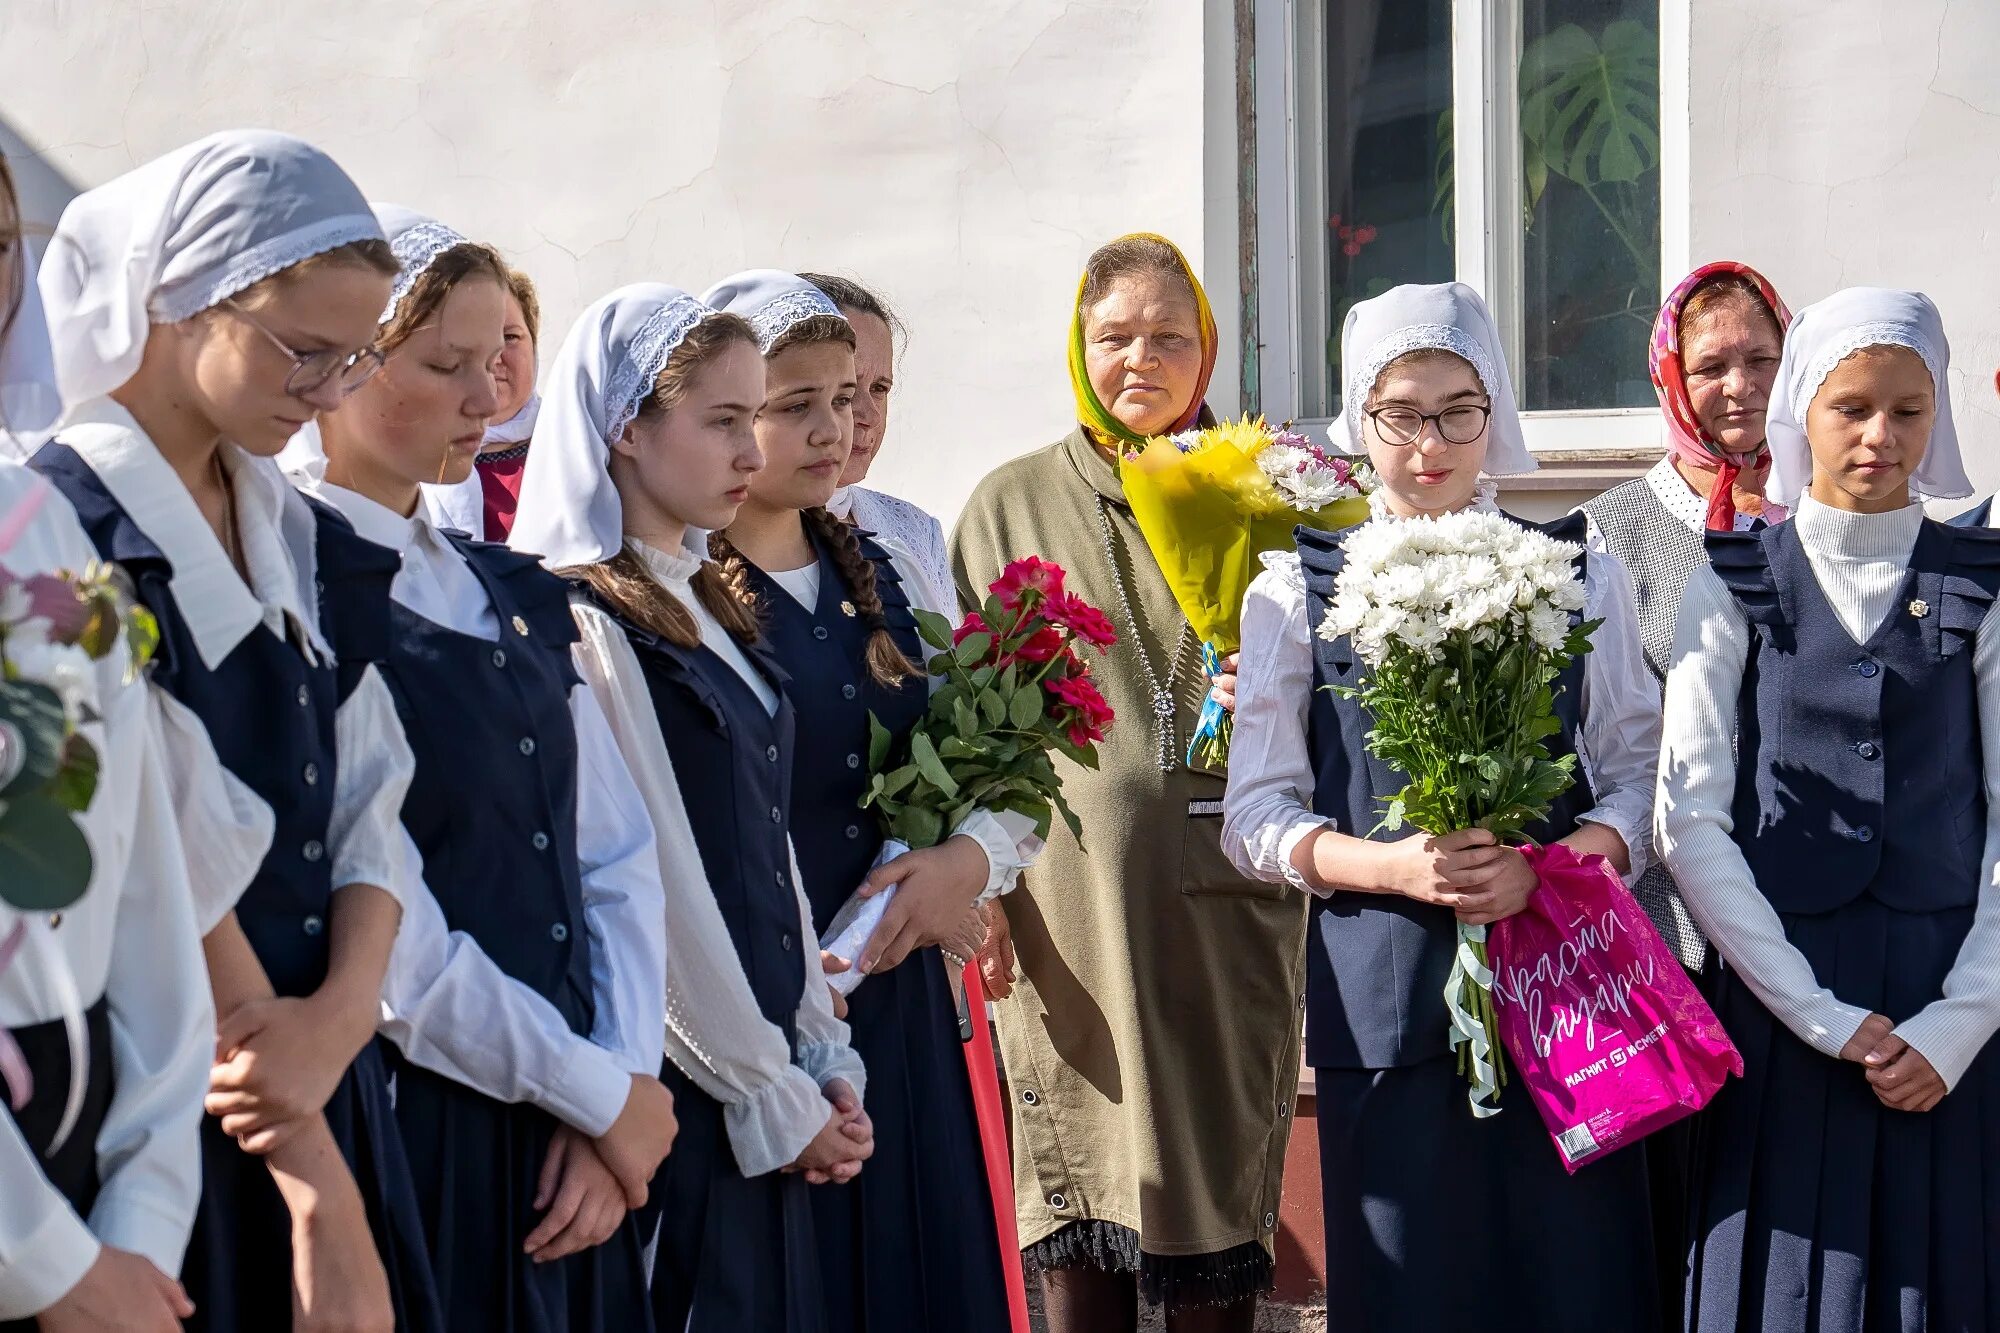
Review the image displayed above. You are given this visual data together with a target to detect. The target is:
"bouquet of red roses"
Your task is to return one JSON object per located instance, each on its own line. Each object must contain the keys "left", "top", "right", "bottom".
{"left": 861, "top": 555, "right": 1117, "bottom": 848}
{"left": 820, "top": 558, "right": 1117, "bottom": 996}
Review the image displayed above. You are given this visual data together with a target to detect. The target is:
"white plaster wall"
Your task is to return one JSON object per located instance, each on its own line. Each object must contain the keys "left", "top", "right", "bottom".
{"left": 1687, "top": 0, "right": 2000, "bottom": 510}
{"left": 0, "top": 0, "right": 1241, "bottom": 524}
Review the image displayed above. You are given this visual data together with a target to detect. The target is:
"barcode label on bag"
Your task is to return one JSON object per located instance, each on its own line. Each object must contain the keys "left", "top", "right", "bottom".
{"left": 1557, "top": 1122, "right": 1601, "bottom": 1163}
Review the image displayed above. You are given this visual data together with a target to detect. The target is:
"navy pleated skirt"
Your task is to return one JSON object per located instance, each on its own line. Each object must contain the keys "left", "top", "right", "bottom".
{"left": 1316, "top": 1052, "right": 1660, "bottom": 1333}
{"left": 1688, "top": 897, "right": 2000, "bottom": 1333}
{"left": 642, "top": 1057, "right": 827, "bottom": 1333}
{"left": 182, "top": 1038, "right": 444, "bottom": 1333}
{"left": 390, "top": 1057, "right": 654, "bottom": 1332}
{"left": 0, "top": 1000, "right": 113, "bottom": 1333}
{"left": 811, "top": 946, "right": 1010, "bottom": 1333}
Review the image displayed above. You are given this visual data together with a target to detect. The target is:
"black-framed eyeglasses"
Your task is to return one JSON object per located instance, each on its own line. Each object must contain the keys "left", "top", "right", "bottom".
{"left": 221, "top": 300, "right": 386, "bottom": 399}
{"left": 1365, "top": 402, "right": 1492, "bottom": 446}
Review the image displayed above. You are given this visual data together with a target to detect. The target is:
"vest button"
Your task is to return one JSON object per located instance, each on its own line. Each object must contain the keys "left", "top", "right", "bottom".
{"left": 1021, "top": 1088, "right": 1039, "bottom": 1105}
{"left": 1855, "top": 741, "right": 1881, "bottom": 761}
{"left": 1854, "top": 825, "right": 1876, "bottom": 843}
{"left": 813, "top": 626, "right": 830, "bottom": 641}
{"left": 550, "top": 923, "right": 569, "bottom": 942}
{"left": 780, "top": 932, "right": 794, "bottom": 951}
{"left": 841, "top": 685, "right": 857, "bottom": 701}
{"left": 302, "top": 762, "right": 319, "bottom": 786}
{"left": 519, "top": 737, "right": 537, "bottom": 756}
{"left": 1049, "top": 1192, "right": 1067, "bottom": 1210}
{"left": 1263, "top": 1211, "right": 1276, "bottom": 1230}
{"left": 302, "top": 914, "right": 324, "bottom": 936}
{"left": 1855, "top": 659, "right": 1880, "bottom": 678}
{"left": 491, "top": 649, "right": 507, "bottom": 669}
{"left": 844, "top": 824, "right": 860, "bottom": 839}
{"left": 302, "top": 840, "right": 324, "bottom": 862}
{"left": 775, "top": 871, "right": 787, "bottom": 887}
{"left": 531, "top": 832, "right": 550, "bottom": 851}
{"left": 296, "top": 685, "right": 311, "bottom": 707}
{"left": 766, "top": 745, "right": 780, "bottom": 762}
{"left": 846, "top": 754, "right": 861, "bottom": 769}
{"left": 770, "top": 806, "right": 783, "bottom": 824}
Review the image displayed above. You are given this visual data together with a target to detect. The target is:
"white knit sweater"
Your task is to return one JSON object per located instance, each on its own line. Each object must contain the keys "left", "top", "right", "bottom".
{"left": 1656, "top": 495, "right": 2000, "bottom": 1089}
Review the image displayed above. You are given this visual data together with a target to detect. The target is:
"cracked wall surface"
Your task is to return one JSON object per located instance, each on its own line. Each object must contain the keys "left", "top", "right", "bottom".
{"left": 0, "top": 0, "right": 1230, "bottom": 523}
{"left": 1691, "top": 0, "right": 2000, "bottom": 506}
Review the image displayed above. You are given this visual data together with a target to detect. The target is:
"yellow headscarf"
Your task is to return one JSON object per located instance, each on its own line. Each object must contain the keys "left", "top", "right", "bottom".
{"left": 1067, "top": 232, "right": 1218, "bottom": 449}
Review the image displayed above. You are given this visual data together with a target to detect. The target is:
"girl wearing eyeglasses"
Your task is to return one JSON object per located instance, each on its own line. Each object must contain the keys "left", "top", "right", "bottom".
{"left": 31, "top": 131, "right": 445, "bottom": 1333}
{"left": 1220, "top": 283, "right": 1663, "bottom": 1331}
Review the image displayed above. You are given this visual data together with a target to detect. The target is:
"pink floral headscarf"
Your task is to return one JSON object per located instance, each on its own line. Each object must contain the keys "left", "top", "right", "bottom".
{"left": 1650, "top": 261, "right": 1791, "bottom": 530}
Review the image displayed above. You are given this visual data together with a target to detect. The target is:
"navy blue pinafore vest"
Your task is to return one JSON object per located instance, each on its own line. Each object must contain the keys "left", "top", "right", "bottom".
{"left": 1711, "top": 520, "right": 1993, "bottom": 916}
{"left": 32, "top": 441, "right": 444, "bottom": 1333}
{"left": 743, "top": 526, "right": 1010, "bottom": 1333}
{"left": 380, "top": 536, "right": 595, "bottom": 1031}
{"left": 1297, "top": 511, "right": 1598, "bottom": 1071}
{"left": 578, "top": 589, "right": 825, "bottom": 1333}
{"left": 372, "top": 536, "right": 652, "bottom": 1333}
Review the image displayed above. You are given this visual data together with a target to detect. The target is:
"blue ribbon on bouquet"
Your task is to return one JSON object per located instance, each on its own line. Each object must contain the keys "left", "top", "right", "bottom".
{"left": 1186, "top": 640, "right": 1233, "bottom": 768}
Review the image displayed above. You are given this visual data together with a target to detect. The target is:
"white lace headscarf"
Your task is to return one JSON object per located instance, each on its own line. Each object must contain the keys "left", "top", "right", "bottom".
{"left": 508, "top": 283, "right": 723, "bottom": 569}
{"left": 38, "top": 129, "right": 381, "bottom": 409}
{"left": 273, "top": 203, "right": 487, "bottom": 489}
{"left": 1764, "top": 287, "right": 1969, "bottom": 509}
{"left": 700, "top": 270, "right": 844, "bottom": 353}
{"left": 1331, "top": 281, "right": 1535, "bottom": 477}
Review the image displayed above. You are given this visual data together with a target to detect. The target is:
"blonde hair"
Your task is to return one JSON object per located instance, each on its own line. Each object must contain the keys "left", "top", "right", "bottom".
{"left": 376, "top": 241, "right": 511, "bottom": 355}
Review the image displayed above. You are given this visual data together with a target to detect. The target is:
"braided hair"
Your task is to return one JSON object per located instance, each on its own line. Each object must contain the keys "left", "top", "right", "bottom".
{"left": 799, "top": 505, "right": 919, "bottom": 686}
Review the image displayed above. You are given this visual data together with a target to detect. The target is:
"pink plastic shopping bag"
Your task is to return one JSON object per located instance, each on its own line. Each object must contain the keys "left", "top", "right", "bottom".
{"left": 1488, "top": 842, "right": 1743, "bottom": 1173}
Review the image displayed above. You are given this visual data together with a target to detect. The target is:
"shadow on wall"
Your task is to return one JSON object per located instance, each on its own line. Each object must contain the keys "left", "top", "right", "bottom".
{"left": 2, "top": 113, "right": 82, "bottom": 232}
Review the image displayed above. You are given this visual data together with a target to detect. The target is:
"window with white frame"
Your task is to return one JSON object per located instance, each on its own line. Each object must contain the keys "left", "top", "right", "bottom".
{"left": 1254, "top": 0, "right": 1686, "bottom": 453}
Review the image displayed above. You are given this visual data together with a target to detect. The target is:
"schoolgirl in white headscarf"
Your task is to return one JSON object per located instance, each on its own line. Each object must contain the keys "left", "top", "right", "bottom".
{"left": 30, "top": 129, "right": 444, "bottom": 1333}
{"left": 1659, "top": 288, "right": 2000, "bottom": 1332}
{"left": 513, "top": 282, "right": 873, "bottom": 1333}
{"left": 1221, "top": 281, "right": 1664, "bottom": 1331}
{"left": 285, "top": 205, "right": 672, "bottom": 1332}
{"left": 0, "top": 149, "right": 266, "bottom": 1332}
{"left": 699, "top": 270, "right": 1038, "bottom": 1333}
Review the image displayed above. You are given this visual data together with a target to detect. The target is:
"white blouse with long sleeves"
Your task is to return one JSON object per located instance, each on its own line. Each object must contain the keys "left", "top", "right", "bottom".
{"left": 0, "top": 464, "right": 255, "bottom": 1318}
{"left": 1222, "top": 494, "right": 1663, "bottom": 894}
{"left": 54, "top": 400, "right": 416, "bottom": 925}
{"left": 304, "top": 482, "right": 667, "bottom": 1136}
{"left": 1656, "top": 496, "right": 2000, "bottom": 1089}
{"left": 568, "top": 539, "right": 865, "bottom": 1177}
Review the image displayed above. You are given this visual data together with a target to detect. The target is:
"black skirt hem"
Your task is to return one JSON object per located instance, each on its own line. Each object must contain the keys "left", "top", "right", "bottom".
{"left": 1024, "top": 1219, "right": 1271, "bottom": 1311}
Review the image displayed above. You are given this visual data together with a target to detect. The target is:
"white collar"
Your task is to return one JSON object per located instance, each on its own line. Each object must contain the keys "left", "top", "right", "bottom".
{"left": 628, "top": 536, "right": 701, "bottom": 589}
{"left": 310, "top": 480, "right": 425, "bottom": 553}
{"left": 1643, "top": 456, "right": 1765, "bottom": 534}
{"left": 1365, "top": 478, "right": 1500, "bottom": 521}
{"left": 60, "top": 398, "right": 328, "bottom": 668}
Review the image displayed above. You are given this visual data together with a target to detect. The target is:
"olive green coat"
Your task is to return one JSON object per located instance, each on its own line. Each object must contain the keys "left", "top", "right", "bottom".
{"left": 950, "top": 428, "right": 1308, "bottom": 1261}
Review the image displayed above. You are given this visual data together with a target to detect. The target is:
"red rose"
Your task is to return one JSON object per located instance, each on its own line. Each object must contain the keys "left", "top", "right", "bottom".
{"left": 1008, "top": 624, "right": 1066, "bottom": 664}
{"left": 990, "top": 556, "right": 1066, "bottom": 611}
{"left": 1047, "top": 672, "right": 1114, "bottom": 746}
{"left": 1044, "top": 591, "right": 1117, "bottom": 649}
{"left": 953, "top": 611, "right": 991, "bottom": 647}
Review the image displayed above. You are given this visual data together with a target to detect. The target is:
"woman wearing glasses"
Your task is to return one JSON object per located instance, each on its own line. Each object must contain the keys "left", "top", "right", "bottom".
{"left": 1221, "top": 283, "right": 1662, "bottom": 1331}
{"left": 32, "top": 131, "right": 445, "bottom": 1333}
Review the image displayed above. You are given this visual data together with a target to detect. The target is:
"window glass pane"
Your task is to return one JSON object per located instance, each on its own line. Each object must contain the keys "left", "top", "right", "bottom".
{"left": 1323, "top": 1, "right": 1454, "bottom": 417}
{"left": 1517, "top": 0, "right": 1661, "bottom": 410}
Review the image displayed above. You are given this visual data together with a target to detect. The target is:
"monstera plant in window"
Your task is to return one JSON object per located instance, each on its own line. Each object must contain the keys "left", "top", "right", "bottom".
{"left": 1515, "top": 12, "right": 1661, "bottom": 411}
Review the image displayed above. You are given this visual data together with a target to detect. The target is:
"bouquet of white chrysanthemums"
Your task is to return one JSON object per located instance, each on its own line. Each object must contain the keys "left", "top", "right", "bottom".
{"left": 1321, "top": 509, "right": 1599, "bottom": 1114}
